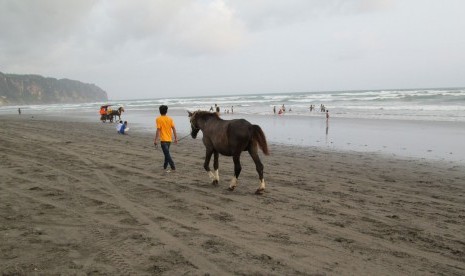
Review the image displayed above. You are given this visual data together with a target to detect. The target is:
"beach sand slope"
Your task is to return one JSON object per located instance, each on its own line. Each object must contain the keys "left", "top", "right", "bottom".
{"left": 1, "top": 116, "right": 464, "bottom": 275}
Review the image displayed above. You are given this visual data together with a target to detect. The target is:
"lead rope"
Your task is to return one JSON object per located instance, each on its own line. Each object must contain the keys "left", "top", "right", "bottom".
{"left": 154, "top": 132, "right": 191, "bottom": 149}
{"left": 177, "top": 133, "right": 191, "bottom": 142}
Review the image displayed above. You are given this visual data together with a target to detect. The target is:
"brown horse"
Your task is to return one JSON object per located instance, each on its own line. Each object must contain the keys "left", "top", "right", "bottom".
{"left": 188, "top": 111, "right": 269, "bottom": 194}
{"left": 108, "top": 107, "right": 125, "bottom": 122}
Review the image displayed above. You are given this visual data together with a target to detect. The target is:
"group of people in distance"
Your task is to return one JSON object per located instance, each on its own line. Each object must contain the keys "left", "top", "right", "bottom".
{"left": 273, "top": 104, "right": 290, "bottom": 115}
{"left": 209, "top": 104, "right": 234, "bottom": 114}
{"left": 273, "top": 104, "right": 330, "bottom": 120}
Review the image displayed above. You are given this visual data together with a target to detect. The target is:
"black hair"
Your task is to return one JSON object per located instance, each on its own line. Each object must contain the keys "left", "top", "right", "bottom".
{"left": 159, "top": 105, "right": 168, "bottom": 115}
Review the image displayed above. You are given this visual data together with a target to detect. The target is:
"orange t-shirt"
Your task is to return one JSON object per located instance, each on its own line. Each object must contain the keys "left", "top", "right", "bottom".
{"left": 156, "top": 115, "right": 175, "bottom": 142}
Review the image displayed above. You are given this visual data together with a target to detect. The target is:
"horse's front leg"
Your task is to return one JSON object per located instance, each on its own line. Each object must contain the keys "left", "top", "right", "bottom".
{"left": 204, "top": 149, "right": 218, "bottom": 186}
{"left": 229, "top": 154, "right": 242, "bottom": 191}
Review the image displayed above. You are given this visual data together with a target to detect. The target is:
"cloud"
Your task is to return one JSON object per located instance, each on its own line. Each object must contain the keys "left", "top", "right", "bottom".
{"left": 0, "top": 0, "right": 95, "bottom": 54}
{"left": 0, "top": 0, "right": 395, "bottom": 69}
{"left": 226, "top": 0, "right": 395, "bottom": 30}
{"left": 3, "top": 0, "right": 463, "bottom": 100}
{"left": 0, "top": 0, "right": 96, "bottom": 73}
{"left": 356, "top": 0, "right": 395, "bottom": 13}
{"left": 0, "top": 0, "right": 247, "bottom": 74}
{"left": 166, "top": 0, "right": 246, "bottom": 55}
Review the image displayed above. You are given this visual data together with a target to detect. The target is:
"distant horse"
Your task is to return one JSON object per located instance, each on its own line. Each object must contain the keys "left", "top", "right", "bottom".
{"left": 109, "top": 107, "right": 125, "bottom": 122}
{"left": 188, "top": 111, "right": 269, "bottom": 194}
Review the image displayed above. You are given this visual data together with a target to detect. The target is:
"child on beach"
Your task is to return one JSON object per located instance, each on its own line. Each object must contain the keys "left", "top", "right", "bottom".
{"left": 118, "top": 121, "right": 129, "bottom": 134}
{"left": 154, "top": 105, "right": 177, "bottom": 172}
{"left": 116, "top": 120, "right": 122, "bottom": 132}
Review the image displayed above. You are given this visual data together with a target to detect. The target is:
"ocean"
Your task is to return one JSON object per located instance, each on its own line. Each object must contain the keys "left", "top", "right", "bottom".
{"left": 2, "top": 87, "right": 465, "bottom": 121}
{"left": 2, "top": 88, "right": 465, "bottom": 163}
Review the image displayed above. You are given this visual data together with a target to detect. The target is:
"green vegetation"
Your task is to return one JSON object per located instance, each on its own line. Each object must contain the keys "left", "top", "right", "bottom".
{"left": 0, "top": 72, "right": 108, "bottom": 105}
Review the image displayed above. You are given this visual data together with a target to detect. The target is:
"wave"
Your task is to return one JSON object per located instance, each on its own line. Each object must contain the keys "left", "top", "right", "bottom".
{"left": 2, "top": 88, "right": 465, "bottom": 122}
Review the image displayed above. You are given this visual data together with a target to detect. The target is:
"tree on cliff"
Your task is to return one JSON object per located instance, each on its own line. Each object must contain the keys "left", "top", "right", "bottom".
{"left": 0, "top": 72, "right": 108, "bottom": 105}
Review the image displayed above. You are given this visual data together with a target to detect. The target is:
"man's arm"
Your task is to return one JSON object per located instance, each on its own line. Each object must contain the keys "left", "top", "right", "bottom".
{"left": 154, "top": 129, "right": 160, "bottom": 145}
{"left": 172, "top": 126, "right": 178, "bottom": 144}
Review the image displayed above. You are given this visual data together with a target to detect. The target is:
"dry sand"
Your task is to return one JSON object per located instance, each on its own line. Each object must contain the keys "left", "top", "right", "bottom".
{"left": 1, "top": 115, "right": 464, "bottom": 275}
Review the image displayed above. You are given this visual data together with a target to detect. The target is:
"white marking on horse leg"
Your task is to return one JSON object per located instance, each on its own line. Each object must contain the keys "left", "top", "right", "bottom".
{"left": 208, "top": 171, "right": 215, "bottom": 181}
{"left": 229, "top": 177, "right": 237, "bottom": 190}
{"left": 258, "top": 179, "right": 266, "bottom": 191}
{"left": 255, "top": 179, "right": 266, "bottom": 194}
{"left": 214, "top": 170, "right": 219, "bottom": 181}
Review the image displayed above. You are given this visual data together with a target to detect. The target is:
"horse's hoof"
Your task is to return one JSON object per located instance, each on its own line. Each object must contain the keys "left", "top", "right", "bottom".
{"left": 212, "top": 180, "right": 219, "bottom": 186}
{"left": 255, "top": 189, "right": 265, "bottom": 195}
{"left": 228, "top": 186, "right": 235, "bottom": 191}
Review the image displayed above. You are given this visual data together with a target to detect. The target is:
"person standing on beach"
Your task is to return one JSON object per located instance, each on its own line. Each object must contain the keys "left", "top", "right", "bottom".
{"left": 18, "top": 108, "right": 21, "bottom": 115}
{"left": 326, "top": 110, "right": 329, "bottom": 121}
{"left": 154, "top": 105, "right": 177, "bottom": 172}
{"left": 273, "top": 106, "right": 276, "bottom": 114}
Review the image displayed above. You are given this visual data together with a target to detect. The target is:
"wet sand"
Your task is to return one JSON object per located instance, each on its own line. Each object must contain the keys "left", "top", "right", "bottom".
{"left": 1, "top": 115, "right": 464, "bottom": 275}
{"left": 52, "top": 108, "right": 465, "bottom": 163}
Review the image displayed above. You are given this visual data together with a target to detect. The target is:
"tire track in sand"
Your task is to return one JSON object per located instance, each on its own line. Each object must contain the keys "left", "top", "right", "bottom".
{"left": 52, "top": 144, "right": 224, "bottom": 275}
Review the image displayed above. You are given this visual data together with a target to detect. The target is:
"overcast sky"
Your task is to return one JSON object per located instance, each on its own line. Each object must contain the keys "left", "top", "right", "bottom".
{"left": 1, "top": 0, "right": 464, "bottom": 100}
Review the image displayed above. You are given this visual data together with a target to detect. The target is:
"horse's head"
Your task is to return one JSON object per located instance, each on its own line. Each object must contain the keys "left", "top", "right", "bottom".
{"left": 188, "top": 111, "right": 200, "bottom": 139}
{"left": 119, "top": 107, "right": 125, "bottom": 112}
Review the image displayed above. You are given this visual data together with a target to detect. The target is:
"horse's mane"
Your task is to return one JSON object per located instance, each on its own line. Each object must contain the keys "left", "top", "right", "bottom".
{"left": 193, "top": 111, "right": 220, "bottom": 120}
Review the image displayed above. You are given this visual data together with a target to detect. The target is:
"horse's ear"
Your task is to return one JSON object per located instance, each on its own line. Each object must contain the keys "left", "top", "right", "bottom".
{"left": 188, "top": 111, "right": 193, "bottom": 117}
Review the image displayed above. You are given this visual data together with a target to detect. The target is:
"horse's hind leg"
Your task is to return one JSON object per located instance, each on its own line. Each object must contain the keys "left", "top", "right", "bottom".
{"left": 229, "top": 154, "right": 241, "bottom": 191}
{"left": 213, "top": 151, "right": 220, "bottom": 184}
{"left": 249, "top": 149, "right": 265, "bottom": 194}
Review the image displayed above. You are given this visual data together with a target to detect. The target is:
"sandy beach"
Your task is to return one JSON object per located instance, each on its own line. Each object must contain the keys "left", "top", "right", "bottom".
{"left": 1, "top": 115, "right": 465, "bottom": 275}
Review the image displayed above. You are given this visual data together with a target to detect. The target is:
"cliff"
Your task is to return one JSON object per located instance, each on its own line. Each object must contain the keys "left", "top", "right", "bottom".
{"left": 0, "top": 72, "right": 108, "bottom": 105}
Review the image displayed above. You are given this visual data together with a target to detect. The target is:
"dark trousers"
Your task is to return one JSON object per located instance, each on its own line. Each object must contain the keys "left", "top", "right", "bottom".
{"left": 161, "top": 142, "right": 175, "bottom": 170}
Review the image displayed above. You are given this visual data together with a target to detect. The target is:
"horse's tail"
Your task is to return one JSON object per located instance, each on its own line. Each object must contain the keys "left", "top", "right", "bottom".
{"left": 252, "top": 125, "right": 269, "bottom": 155}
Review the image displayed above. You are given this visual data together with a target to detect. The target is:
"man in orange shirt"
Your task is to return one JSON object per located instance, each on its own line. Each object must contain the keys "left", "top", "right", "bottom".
{"left": 154, "top": 105, "right": 178, "bottom": 172}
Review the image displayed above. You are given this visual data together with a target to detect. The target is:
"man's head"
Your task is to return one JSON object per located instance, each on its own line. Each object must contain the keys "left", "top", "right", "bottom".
{"left": 159, "top": 105, "right": 168, "bottom": 115}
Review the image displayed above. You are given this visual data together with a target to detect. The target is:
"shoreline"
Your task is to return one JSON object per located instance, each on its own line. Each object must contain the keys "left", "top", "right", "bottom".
{"left": 6, "top": 107, "right": 465, "bottom": 164}
{"left": 1, "top": 115, "right": 465, "bottom": 274}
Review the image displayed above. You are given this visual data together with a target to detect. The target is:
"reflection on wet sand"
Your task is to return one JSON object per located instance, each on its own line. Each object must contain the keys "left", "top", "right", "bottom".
{"left": 325, "top": 120, "right": 329, "bottom": 145}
